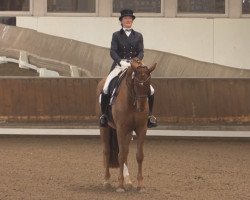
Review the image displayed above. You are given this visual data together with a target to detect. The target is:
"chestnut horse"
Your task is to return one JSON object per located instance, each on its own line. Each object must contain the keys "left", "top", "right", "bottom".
{"left": 97, "top": 58, "right": 156, "bottom": 192}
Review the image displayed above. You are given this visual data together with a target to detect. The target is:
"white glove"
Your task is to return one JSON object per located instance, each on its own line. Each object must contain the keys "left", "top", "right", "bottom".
{"left": 120, "top": 60, "right": 131, "bottom": 68}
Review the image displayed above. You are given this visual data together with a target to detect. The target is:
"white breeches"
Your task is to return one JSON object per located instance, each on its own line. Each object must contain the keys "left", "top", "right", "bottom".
{"left": 103, "top": 63, "right": 155, "bottom": 96}
{"left": 103, "top": 65, "right": 125, "bottom": 94}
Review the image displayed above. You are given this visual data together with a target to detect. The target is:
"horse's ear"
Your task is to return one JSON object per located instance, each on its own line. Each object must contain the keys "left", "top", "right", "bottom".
{"left": 131, "top": 61, "right": 138, "bottom": 71}
{"left": 148, "top": 63, "right": 157, "bottom": 74}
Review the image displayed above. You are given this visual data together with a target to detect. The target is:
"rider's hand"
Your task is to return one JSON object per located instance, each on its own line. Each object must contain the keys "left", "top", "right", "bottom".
{"left": 120, "top": 60, "right": 131, "bottom": 68}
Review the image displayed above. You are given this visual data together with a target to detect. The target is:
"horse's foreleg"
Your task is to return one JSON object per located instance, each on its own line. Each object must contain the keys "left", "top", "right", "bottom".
{"left": 100, "top": 127, "right": 111, "bottom": 188}
{"left": 123, "top": 132, "right": 133, "bottom": 187}
{"left": 136, "top": 131, "right": 146, "bottom": 192}
{"left": 116, "top": 130, "right": 131, "bottom": 192}
{"left": 117, "top": 143, "right": 125, "bottom": 192}
{"left": 116, "top": 156, "right": 125, "bottom": 192}
{"left": 123, "top": 163, "right": 132, "bottom": 187}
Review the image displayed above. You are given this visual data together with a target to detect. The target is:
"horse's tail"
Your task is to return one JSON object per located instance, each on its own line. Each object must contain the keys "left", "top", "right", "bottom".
{"left": 109, "top": 127, "right": 119, "bottom": 168}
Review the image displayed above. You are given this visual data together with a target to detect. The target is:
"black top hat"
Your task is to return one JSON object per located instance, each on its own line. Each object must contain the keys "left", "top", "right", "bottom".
{"left": 119, "top": 9, "right": 136, "bottom": 21}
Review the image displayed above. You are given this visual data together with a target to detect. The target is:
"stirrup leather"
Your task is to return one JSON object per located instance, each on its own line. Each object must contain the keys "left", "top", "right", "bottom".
{"left": 100, "top": 114, "right": 108, "bottom": 127}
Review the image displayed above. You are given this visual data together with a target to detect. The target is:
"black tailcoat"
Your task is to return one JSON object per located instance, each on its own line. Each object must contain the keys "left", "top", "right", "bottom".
{"left": 110, "top": 28, "right": 144, "bottom": 71}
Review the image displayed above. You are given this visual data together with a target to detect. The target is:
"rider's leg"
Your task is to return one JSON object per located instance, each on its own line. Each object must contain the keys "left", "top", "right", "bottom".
{"left": 103, "top": 67, "right": 122, "bottom": 94}
{"left": 100, "top": 66, "right": 123, "bottom": 127}
{"left": 99, "top": 92, "right": 110, "bottom": 127}
{"left": 148, "top": 85, "right": 157, "bottom": 128}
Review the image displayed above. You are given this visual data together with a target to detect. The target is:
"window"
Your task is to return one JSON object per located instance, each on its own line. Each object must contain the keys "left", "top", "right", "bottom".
{"left": 0, "top": 17, "right": 16, "bottom": 25}
{"left": 113, "top": 0, "right": 161, "bottom": 13}
{"left": 0, "top": 0, "right": 29, "bottom": 11}
{"left": 178, "top": 0, "right": 225, "bottom": 14}
{"left": 243, "top": 0, "right": 250, "bottom": 14}
{"left": 47, "top": 0, "right": 96, "bottom": 13}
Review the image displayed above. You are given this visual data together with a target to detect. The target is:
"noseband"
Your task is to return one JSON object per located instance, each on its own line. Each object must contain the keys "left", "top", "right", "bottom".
{"left": 133, "top": 75, "right": 150, "bottom": 99}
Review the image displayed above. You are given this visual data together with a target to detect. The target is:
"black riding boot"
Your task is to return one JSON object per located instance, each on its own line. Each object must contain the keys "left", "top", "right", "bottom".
{"left": 148, "top": 94, "right": 157, "bottom": 128}
{"left": 100, "top": 93, "right": 110, "bottom": 127}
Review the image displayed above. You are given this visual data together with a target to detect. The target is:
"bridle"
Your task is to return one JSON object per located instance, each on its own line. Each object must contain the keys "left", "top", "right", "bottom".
{"left": 133, "top": 75, "right": 151, "bottom": 99}
{"left": 132, "top": 65, "right": 151, "bottom": 111}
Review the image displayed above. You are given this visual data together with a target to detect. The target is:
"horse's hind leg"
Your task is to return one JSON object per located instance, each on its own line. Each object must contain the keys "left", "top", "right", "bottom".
{"left": 100, "top": 127, "right": 111, "bottom": 188}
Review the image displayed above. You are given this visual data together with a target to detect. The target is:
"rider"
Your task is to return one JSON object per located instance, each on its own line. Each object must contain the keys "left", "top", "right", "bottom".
{"left": 100, "top": 9, "right": 157, "bottom": 128}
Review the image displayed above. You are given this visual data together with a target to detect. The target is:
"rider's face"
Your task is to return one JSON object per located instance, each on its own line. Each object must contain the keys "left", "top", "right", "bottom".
{"left": 121, "top": 16, "right": 133, "bottom": 28}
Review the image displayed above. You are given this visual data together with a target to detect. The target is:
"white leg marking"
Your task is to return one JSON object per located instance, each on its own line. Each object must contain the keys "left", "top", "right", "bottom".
{"left": 123, "top": 164, "right": 132, "bottom": 185}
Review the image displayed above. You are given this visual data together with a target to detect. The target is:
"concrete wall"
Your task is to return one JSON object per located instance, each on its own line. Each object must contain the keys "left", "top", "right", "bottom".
{"left": 1, "top": 24, "right": 250, "bottom": 78}
{"left": 17, "top": 17, "right": 250, "bottom": 70}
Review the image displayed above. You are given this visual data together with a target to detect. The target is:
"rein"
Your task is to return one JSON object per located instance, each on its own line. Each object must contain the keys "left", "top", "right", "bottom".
{"left": 133, "top": 71, "right": 151, "bottom": 99}
{"left": 130, "top": 66, "right": 151, "bottom": 111}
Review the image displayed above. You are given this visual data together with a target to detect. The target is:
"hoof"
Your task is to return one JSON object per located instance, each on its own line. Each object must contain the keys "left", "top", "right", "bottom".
{"left": 137, "top": 187, "right": 146, "bottom": 193}
{"left": 103, "top": 181, "right": 111, "bottom": 189}
{"left": 116, "top": 188, "right": 125, "bottom": 193}
{"left": 125, "top": 183, "right": 133, "bottom": 190}
{"left": 124, "top": 176, "right": 132, "bottom": 185}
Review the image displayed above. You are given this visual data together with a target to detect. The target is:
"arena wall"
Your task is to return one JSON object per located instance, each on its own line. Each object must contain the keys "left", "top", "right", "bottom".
{"left": 1, "top": 24, "right": 250, "bottom": 128}
{"left": 1, "top": 24, "right": 250, "bottom": 78}
{"left": 17, "top": 17, "right": 250, "bottom": 70}
{"left": 0, "top": 77, "right": 250, "bottom": 127}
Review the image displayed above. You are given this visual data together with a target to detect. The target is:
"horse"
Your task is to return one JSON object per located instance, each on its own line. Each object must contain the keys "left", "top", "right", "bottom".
{"left": 97, "top": 58, "right": 157, "bottom": 192}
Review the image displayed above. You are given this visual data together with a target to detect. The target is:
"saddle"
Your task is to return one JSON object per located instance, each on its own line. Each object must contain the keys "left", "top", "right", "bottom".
{"left": 107, "top": 69, "right": 128, "bottom": 128}
{"left": 108, "top": 69, "right": 128, "bottom": 105}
